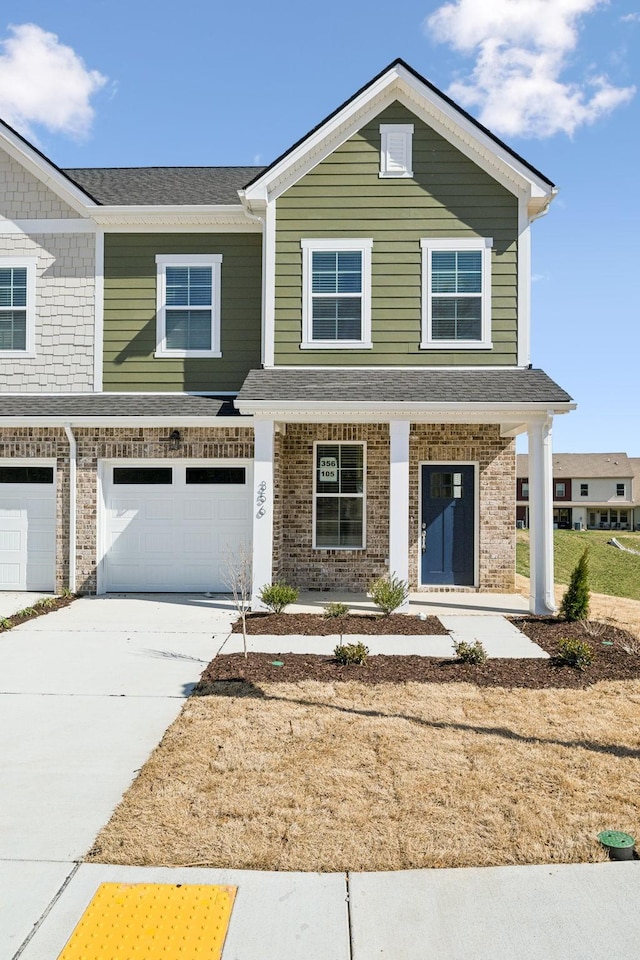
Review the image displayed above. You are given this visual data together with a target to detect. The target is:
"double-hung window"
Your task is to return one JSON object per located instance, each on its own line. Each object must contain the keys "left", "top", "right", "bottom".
{"left": 420, "top": 238, "right": 492, "bottom": 349}
{"left": 314, "top": 442, "right": 365, "bottom": 549}
{"left": 155, "top": 254, "right": 222, "bottom": 357}
{"left": 0, "top": 258, "right": 36, "bottom": 356}
{"left": 301, "top": 239, "right": 372, "bottom": 349}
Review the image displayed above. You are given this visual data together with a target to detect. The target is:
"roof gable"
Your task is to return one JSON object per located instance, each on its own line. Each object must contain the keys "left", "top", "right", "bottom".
{"left": 241, "top": 59, "right": 555, "bottom": 215}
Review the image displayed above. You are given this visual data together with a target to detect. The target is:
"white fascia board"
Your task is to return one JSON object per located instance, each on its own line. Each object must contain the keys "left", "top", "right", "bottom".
{"left": 235, "top": 401, "right": 576, "bottom": 420}
{"left": 0, "top": 416, "right": 250, "bottom": 428}
{"left": 0, "top": 124, "right": 97, "bottom": 215}
{"left": 91, "top": 205, "right": 260, "bottom": 231}
{"left": 243, "top": 64, "right": 553, "bottom": 205}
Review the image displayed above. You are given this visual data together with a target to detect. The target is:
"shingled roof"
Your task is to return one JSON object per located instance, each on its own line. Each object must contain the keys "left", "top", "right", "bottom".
{"left": 0, "top": 394, "right": 239, "bottom": 419}
{"left": 236, "top": 368, "right": 573, "bottom": 405}
{"left": 517, "top": 452, "right": 633, "bottom": 479}
{"left": 62, "top": 167, "right": 265, "bottom": 205}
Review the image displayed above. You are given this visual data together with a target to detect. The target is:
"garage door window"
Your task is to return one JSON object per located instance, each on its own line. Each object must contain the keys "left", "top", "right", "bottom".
{"left": 186, "top": 467, "right": 246, "bottom": 484}
{"left": 113, "top": 468, "right": 173, "bottom": 484}
{"left": 0, "top": 467, "right": 54, "bottom": 483}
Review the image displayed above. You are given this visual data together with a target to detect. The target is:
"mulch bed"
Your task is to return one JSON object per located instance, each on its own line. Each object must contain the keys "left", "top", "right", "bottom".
{"left": 232, "top": 612, "right": 448, "bottom": 635}
{"left": 0, "top": 593, "right": 76, "bottom": 633}
{"left": 198, "top": 618, "right": 640, "bottom": 690}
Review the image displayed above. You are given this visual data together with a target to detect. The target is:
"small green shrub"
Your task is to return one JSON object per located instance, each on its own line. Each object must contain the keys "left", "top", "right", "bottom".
{"left": 19, "top": 606, "right": 37, "bottom": 618}
{"left": 0, "top": 617, "right": 12, "bottom": 630}
{"left": 334, "top": 641, "right": 369, "bottom": 665}
{"left": 369, "top": 573, "right": 409, "bottom": 615}
{"left": 454, "top": 640, "right": 488, "bottom": 664}
{"left": 35, "top": 597, "right": 57, "bottom": 610}
{"left": 557, "top": 636, "right": 593, "bottom": 669}
{"left": 259, "top": 582, "right": 299, "bottom": 614}
{"left": 323, "top": 601, "right": 349, "bottom": 619}
{"left": 560, "top": 548, "right": 590, "bottom": 622}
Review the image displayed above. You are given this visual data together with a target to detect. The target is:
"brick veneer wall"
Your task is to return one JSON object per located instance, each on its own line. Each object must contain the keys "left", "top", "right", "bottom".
{"left": 278, "top": 423, "right": 389, "bottom": 591}
{"left": 409, "top": 424, "right": 516, "bottom": 591}
{"left": 0, "top": 428, "right": 71, "bottom": 592}
{"left": 73, "top": 426, "right": 254, "bottom": 592}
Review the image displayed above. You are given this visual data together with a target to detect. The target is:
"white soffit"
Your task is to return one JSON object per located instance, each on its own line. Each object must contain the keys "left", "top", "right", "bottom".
{"left": 241, "top": 63, "right": 554, "bottom": 209}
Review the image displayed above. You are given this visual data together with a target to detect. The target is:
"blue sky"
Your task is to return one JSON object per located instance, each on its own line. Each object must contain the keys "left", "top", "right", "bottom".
{"left": 1, "top": 0, "right": 638, "bottom": 454}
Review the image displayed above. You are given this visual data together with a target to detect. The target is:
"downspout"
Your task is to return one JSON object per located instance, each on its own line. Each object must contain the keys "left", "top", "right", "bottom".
{"left": 63, "top": 425, "right": 77, "bottom": 593}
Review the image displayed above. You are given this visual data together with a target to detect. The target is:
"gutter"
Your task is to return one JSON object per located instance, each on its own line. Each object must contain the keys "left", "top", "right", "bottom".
{"left": 63, "top": 425, "right": 77, "bottom": 594}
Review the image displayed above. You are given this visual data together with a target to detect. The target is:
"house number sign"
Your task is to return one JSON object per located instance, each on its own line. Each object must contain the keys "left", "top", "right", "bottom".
{"left": 256, "top": 480, "right": 267, "bottom": 518}
{"left": 319, "top": 457, "right": 338, "bottom": 483}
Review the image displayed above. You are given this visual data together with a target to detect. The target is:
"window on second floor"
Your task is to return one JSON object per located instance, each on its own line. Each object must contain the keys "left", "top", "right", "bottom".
{"left": 420, "top": 238, "right": 492, "bottom": 349}
{"left": 0, "top": 259, "right": 36, "bottom": 356}
{"left": 521, "top": 481, "right": 529, "bottom": 499}
{"left": 555, "top": 482, "right": 566, "bottom": 498}
{"left": 617, "top": 483, "right": 626, "bottom": 497}
{"left": 580, "top": 483, "right": 589, "bottom": 496}
{"left": 155, "top": 254, "right": 222, "bottom": 358}
{"left": 301, "top": 239, "right": 372, "bottom": 349}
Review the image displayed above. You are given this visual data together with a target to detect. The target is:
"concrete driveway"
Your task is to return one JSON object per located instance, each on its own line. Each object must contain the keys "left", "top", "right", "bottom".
{"left": 0, "top": 594, "right": 235, "bottom": 955}
{"left": 3, "top": 594, "right": 640, "bottom": 960}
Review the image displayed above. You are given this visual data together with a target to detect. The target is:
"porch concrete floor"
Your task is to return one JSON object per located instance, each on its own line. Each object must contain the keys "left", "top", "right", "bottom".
{"left": 292, "top": 591, "right": 529, "bottom": 617}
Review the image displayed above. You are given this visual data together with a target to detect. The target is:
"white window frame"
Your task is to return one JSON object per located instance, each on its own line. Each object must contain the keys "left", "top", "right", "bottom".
{"left": 301, "top": 239, "right": 373, "bottom": 350}
{"left": 312, "top": 440, "right": 367, "bottom": 550}
{"left": 420, "top": 238, "right": 492, "bottom": 350}
{"left": 155, "top": 254, "right": 222, "bottom": 358}
{"left": 0, "top": 257, "right": 37, "bottom": 357}
{"left": 617, "top": 483, "right": 626, "bottom": 497}
{"left": 555, "top": 482, "right": 566, "bottom": 498}
{"left": 379, "top": 124, "right": 414, "bottom": 178}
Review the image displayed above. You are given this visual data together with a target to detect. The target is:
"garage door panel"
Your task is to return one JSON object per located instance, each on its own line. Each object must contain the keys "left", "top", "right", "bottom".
{"left": 103, "top": 462, "right": 253, "bottom": 592}
{"left": 0, "top": 478, "right": 56, "bottom": 592}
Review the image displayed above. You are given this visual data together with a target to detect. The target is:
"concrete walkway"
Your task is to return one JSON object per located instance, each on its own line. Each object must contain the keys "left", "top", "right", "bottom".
{"left": 2, "top": 593, "right": 636, "bottom": 960}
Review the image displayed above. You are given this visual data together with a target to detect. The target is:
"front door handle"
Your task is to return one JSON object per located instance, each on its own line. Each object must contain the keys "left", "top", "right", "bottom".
{"left": 421, "top": 524, "right": 427, "bottom": 553}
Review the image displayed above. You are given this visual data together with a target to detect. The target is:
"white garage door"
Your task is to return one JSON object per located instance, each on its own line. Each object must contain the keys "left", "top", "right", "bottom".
{"left": 0, "top": 464, "right": 56, "bottom": 591}
{"left": 102, "top": 461, "right": 253, "bottom": 592}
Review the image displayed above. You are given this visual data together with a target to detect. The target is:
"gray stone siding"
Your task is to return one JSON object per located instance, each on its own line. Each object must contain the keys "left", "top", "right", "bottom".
{"left": 409, "top": 424, "right": 515, "bottom": 591}
{"left": 0, "top": 148, "right": 81, "bottom": 219}
{"left": 0, "top": 231, "right": 95, "bottom": 390}
{"left": 277, "top": 423, "right": 390, "bottom": 592}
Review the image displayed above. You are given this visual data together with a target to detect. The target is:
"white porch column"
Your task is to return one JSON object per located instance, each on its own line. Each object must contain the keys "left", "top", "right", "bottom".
{"left": 251, "top": 418, "right": 275, "bottom": 609}
{"left": 527, "top": 417, "right": 556, "bottom": 615}
{"left": 389, "top": 419, "right": 410, "bottom": 610}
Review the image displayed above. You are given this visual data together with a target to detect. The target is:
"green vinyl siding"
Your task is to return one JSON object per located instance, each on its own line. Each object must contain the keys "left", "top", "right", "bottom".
{"left": 274, "top": 102, "right": 518, "bottom": 366}
{"left": 103, "top": 233, "right": 261, "bottom": 392}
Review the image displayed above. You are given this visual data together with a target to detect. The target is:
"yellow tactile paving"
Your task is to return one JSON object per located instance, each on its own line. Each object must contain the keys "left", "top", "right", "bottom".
{"left": 57, "top": 882, "right": 237, "bottom": 959}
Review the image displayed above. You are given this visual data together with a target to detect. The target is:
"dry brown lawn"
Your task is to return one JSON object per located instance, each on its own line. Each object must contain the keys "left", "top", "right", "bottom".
{"left": 515, "top": 574, "right": 640, "bottom": 637}
{"left": 88, "top": 678, "right": 640, "bottom": 872}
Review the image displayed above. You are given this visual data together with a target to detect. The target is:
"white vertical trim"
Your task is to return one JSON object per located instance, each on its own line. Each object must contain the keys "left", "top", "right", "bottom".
{"left": 527, "top": 417, "right": 556, "bottom": 614}
{"left": 96, "top": 460, "right": 107, "bottom": 594}
{"left": 251, "top": 418, "right": 275, "bottom": 609}
{"left": 263, "top": 200, "right": 276, "bottom": 367}
{"left": 63, "top": 426, "right": 77, "bottom": 592}
{"left": 93, "top": 228, "right": 104, "bottom": 391}
{"left": 517, "top": 194, "right": 531, "bottom": 367}
{"left": 389, "top": 420, "right": 410, "bottom": 607}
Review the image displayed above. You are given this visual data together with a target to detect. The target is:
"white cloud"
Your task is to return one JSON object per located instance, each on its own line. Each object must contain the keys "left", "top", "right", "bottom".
{"left": 620, "top": 12, "right": 640, "bottom": 22}
{"left": 425, "top": 0, "right": 635, "bottom": 137}
{"left": 0, "top": 23, "right": 107, "bottom": 140}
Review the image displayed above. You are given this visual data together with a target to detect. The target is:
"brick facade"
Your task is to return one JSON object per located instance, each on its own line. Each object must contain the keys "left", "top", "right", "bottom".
{"left": 1, "top": 421, "right": 515, "bottom": 595}
{"left": 409, "top": 424, "right": 515, "bottom": 591}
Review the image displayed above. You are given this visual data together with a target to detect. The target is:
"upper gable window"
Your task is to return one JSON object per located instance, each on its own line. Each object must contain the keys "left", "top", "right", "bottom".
{"left": 379, "top": 124, "right": 414, "bottom": 178}
{"left": 420, "top": 238, "right": 492, "bottom": 350}
{"left": 0, "top": 259, "right": 36, "bottom": 356}
{"left": 155, "top": 254, "right": 222, "bottom": 358}
{"left": 301, "top": 239, "right": 373, "bottom": 349}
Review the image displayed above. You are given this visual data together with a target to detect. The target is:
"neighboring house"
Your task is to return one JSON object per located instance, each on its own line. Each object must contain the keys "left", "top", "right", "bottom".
{"left": 517, "top": 453, "right": 640, "bottom": 531}
{"left": 0, "top": 59, "right": 574, "bottom": 613}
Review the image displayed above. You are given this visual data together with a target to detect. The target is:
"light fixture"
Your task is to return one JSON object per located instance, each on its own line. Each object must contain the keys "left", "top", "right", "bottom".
{"left": 160, "top": 430, "right": 182, "bottom": 451}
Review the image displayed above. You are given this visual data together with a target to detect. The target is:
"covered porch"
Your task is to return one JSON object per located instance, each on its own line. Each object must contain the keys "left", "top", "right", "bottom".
{"left": 235, "top": 368, "right": 575, "bottom": 616}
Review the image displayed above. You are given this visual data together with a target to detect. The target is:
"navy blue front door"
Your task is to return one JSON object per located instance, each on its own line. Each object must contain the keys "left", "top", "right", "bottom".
{"left": 420, "top": 465, "right": 475, "bottom": 585}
